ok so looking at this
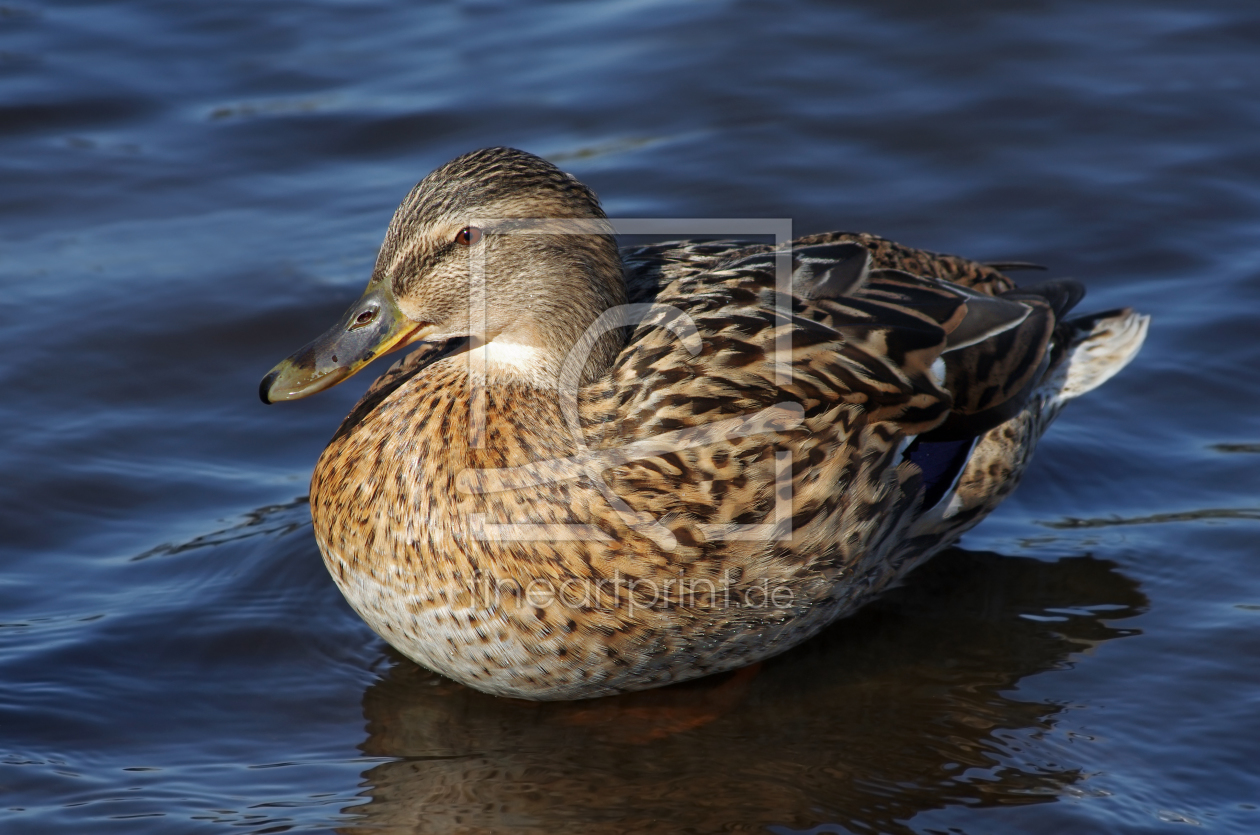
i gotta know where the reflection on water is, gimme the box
[1045,507,1260,528]
[342,548,1145,835]
[132,497,311,561]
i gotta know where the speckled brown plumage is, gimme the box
[285,147,1149,700]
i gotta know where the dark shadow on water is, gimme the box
[1044,506,1260,529]
[131,497,312,561]
[338,548,1146,835]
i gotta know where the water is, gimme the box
[3,0,1259,832]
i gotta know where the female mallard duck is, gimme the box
[262,147,1147,700]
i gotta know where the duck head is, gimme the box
[260,147,626,403]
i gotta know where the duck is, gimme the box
[261,146,1148,700]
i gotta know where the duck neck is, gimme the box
[481,233,627,390]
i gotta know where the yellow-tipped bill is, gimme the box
[260,286,424,404]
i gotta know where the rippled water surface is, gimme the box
[3,1,1259,832]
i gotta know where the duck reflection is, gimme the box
[337,548,1145,834]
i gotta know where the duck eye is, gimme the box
[455,226,483,246]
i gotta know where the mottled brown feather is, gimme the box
[299,147,1145,700]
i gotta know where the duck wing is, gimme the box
[585,239,1076,537]
[620,231,1022,304]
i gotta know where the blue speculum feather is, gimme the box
[905,437,976,508]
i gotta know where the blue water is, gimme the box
[3,0,1259,832]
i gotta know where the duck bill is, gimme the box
[260,287,426,404]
